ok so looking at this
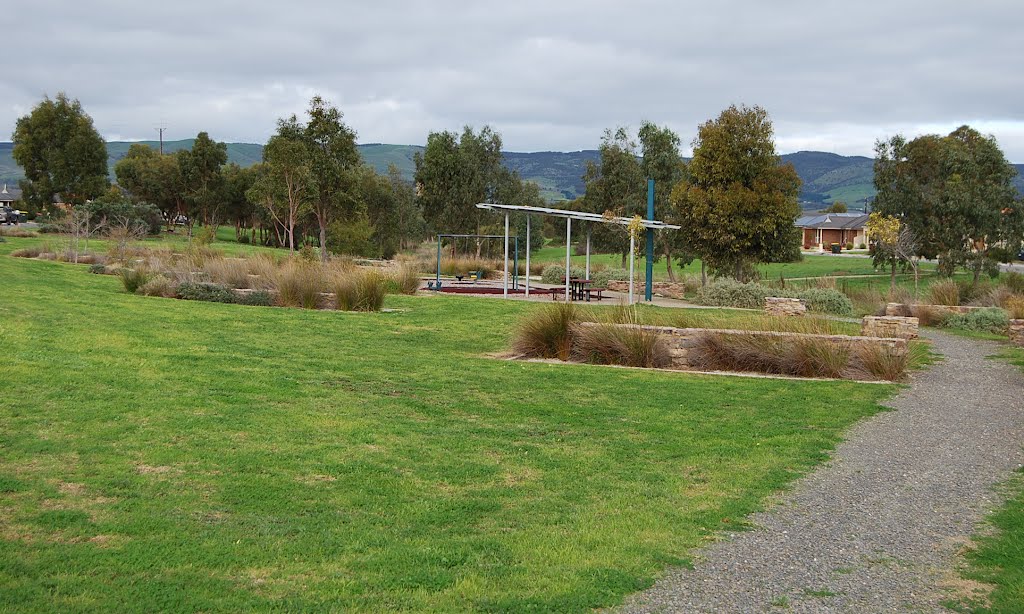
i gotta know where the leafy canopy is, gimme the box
[12,92,109,209]
[874,126,1022,278]
[670,104,801,280]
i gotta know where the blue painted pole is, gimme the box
[645,179,654,302]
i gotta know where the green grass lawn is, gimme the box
[531,245,937,281]
[0,241,899,612]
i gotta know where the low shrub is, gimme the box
[571,323,672,368]
[137,275,177,298]
[697,279,852,315]
[236,291,273,307]
[941,307,1010,334]
[797,288,854,316]
[195,226,218,246]
[541,264,586,285]
[335,269,387,312]
[88,263,108,275]
[928,280,960,306]
[36,223,61,234]
[298,243,318,262]
[512,303,579,360]
[591,268,629,288]
[11,246,44,258]
[697,279,768,309]
[177,282,237,304]
[119,268,153,293]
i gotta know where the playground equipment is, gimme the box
[475,184,679,303]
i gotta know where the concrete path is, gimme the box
[620,331,1024,613]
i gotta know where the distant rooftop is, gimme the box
[796,213,870,229]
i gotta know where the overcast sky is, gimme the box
[5,0,1023,160]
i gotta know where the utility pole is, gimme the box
[157,125,166,154]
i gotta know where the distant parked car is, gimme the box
[1,207,24,225]
[1018,248,1024,262]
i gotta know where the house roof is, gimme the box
[0,184,22,204]
[796,213,869,230]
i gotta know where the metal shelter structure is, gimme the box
[435,234,518,290]
[475,199,680,303]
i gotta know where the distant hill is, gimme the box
[1,141,1022,208]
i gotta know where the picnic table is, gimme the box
[556,277,605,302]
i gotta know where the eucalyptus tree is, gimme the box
[12,92,108,210]
[670,105,801,281]
[874,126,1021,281]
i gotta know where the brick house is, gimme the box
[796,213,870,250]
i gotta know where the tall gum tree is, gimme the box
[12,92,108,211]
[874,126,1021,281]
[670,105,801,281]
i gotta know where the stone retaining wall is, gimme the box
[1010,319,1024,347]
[606,280,688,299]
[577,322,906,370]
[765,297,806,317]
[885,303,989,317]
[861,315,919,339]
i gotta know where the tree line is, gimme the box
[11,93,1022,278]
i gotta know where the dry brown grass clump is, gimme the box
[571,323,672,368]
[274,261,324,308]
[928,280,960,306]
[335,268,387,311]
[912,304,947,327]
[437,257,499,278]
[847,286,886,316]
[852,344,910,381]
[0,228,38,238]
[138,275,178,298]
[11,246,45,258]
[203,257,252,289]
[691,333,855,380]
[512,303,579,361]
[1004,296,1024,320]
[387,265,421,295]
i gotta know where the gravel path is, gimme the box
[621,331,1024,613]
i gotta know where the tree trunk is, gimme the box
[665,250,676,282]
[288,208,295,254]
[890,258,897,292]
[317,210,328,263]
[701,261,707,287]
[621,251,627,268]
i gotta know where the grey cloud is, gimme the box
[5,0,1023,159]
